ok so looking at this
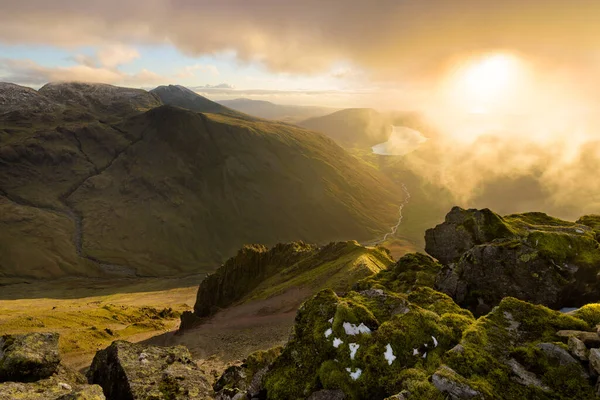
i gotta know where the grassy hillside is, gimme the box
[0,82,405,280]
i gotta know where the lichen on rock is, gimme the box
[87,340,212,399]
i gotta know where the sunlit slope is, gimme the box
[68,106,404,275]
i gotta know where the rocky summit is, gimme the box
[427,207,600,314]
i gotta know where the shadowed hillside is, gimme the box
[0,82,405,282]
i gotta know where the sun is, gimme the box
[446,53,526,114]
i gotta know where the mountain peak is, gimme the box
[151,84,250,118]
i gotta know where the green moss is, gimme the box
[354,253,442,294]
[573,303,600,328]
[527,230,600,267]
[407,287,474,319]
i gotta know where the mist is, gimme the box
[389,53,600,221]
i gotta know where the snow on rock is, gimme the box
[576,229,584,234]
[349,343,360,360]
[333,338,343,348]
[325,328,333,338]
[432,336,438,348]
[422,352,427,358]
[412,348,419,356]
[343,322,372,336]
[346,368,362,381]
[328,318,334,324]
[384,344,396,365]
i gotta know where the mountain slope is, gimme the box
[218,98,338,123]
[151,85,248,118]
[299,108,392,147]
[68,106,405,275]
[0,82,405,281]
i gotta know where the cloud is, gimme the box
[96,44,140,68]
[176,64,220,79]
[0,58,164,87]
[0,0,598,81]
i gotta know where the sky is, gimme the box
[2,1,600,217]
[1,0,598,108]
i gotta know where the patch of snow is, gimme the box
[432,336,438,348]
[384,344,396,365]
[349,343,360,360]
[343,322,372,335]
[576,229,584,233]
[346,368,362,380]
[422,352,427,358]
[59,383,72,391]
[328,317,334,324]
[535,239,539,246]
[412,348,419,356]
[333,338,343,348]
[424,343,428,348]
[325,328,332,338]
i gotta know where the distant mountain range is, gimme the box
[0,82,405,283]
[218,98,339,123]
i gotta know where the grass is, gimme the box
[0,278,198,370]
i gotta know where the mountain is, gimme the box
[0,82,405,282]
[299,108,393,148]
[150,85,248,118]
[218,98,339,123]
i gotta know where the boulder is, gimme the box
[425,207,513,264]
[568,336,588,361]
[431,366,482,399]
[214,347,281,400]
[557,330,600,347]
[307,390,347,400]
[0,333,60,383]
[589,348,600,376]
[87,340,212,400]
[505,358,549,391]
[430,208,600,312]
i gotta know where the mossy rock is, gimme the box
[263,284,473,399]
[87,340,212,399]
[214,346,282,398]
[354,253,442,294]
[444,297,596,399]
[430,207,600,313]
[0,332,60,383]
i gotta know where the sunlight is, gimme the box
[445,53,527,115]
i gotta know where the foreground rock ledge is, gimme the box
[87,340,212,400]
[0,332,60,383]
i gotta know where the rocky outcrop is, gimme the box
[425,206,514,265]
[182,241,393,329]
[429,207,600,312]
[213,347,281,399]
[0,333,60,383]
[0,333,104,399]
[187,242,317,322]
[87,340,212,400]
